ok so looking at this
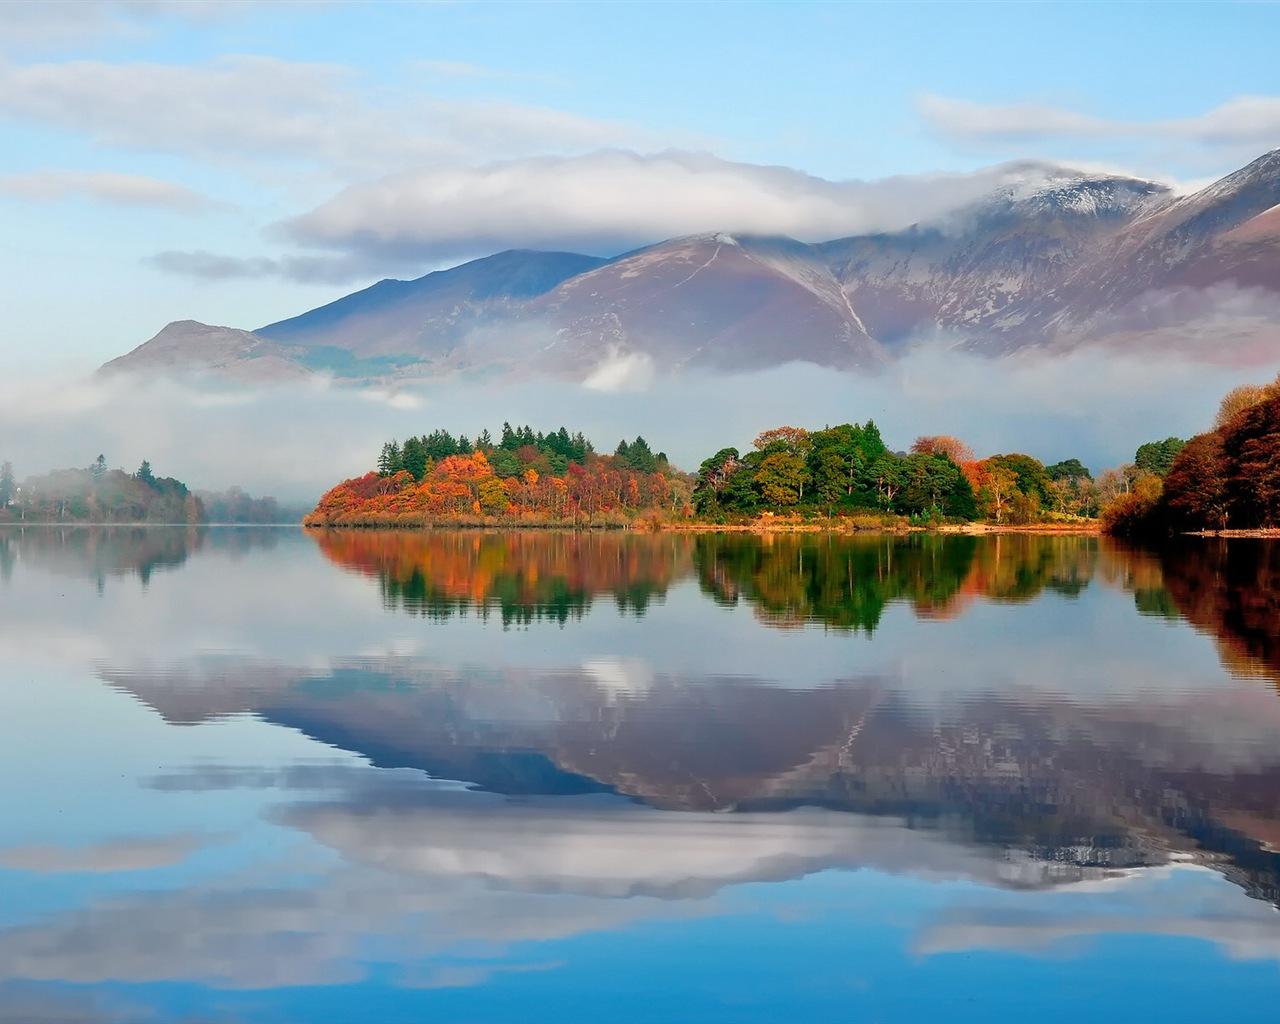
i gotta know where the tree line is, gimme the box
[0,457,301,524]
[374,424,671,482]
[308,411,1238,530]
[0,456,203,524]
[308,424,689,527]
[691,422,1114,525]
[1103,373,1280,536]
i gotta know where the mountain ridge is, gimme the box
[102,151,1280,383]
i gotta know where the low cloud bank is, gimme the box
[278,151,1109,266]
[0,346,1262,503]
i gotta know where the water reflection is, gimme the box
[309,530,1280,689]
[310,529,1112,631]
[694,533,1102,631]
[0,524,286,588]
[4,527,1280,1020]
[1158,538,1280,685]
[311,529,690,623]
[102,653,1280,908]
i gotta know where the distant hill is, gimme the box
[101,150,1280,384]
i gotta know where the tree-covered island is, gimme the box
[302,421,1123,530]
[305,369,1280,534]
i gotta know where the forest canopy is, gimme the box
[307,424,688,527]
[308,419,1102,529]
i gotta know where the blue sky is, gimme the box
[2,0,1279,369]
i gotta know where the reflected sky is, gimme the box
[1,526,1279,1022]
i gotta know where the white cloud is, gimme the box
[581,348,656,393]
[280,150,1077,263]
[414,59,566,87]
[0,1,307,51]
[0,55,681,177]
[146,249,376,285]
[919,93,1280,159]
[0,170,216,211]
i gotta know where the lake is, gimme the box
[1,526,1279,1022]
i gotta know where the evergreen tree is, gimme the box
[627,436,658,473]
[1134,437,1186,477]
[0,461,13,507]
[135,460,155,485]
[1045,458,1092,482]
[377,441,403,476]
[401,437,428,480]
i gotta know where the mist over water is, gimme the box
[0,342,1263,501]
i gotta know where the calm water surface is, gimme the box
[1,526,1279,1022]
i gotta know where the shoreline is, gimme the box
[1184,528,1280,538]
[302,518,1103,536]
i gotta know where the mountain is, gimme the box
[529,233,887,372]
[818,166,1171,352]
[98,321,311,382]
[100,151,1280,383]
[257,249,607,359]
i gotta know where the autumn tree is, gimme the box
[1215,384,1268,428]
[1222,395,1280,528]
[911,435,974,464]
[1163,433,1228,531]
[1099,473,1164,537]
[753,426,810,455]
[983,465,1020,524]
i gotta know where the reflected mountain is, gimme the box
[105,647,1280,908]
[0,524,289,588]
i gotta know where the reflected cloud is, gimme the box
[0,982,165,1024]
[0,834,219,874]
[0,856,689,991]
[915,867,1280,962]
[102,649,1280,910]
[281,790,1121,901]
